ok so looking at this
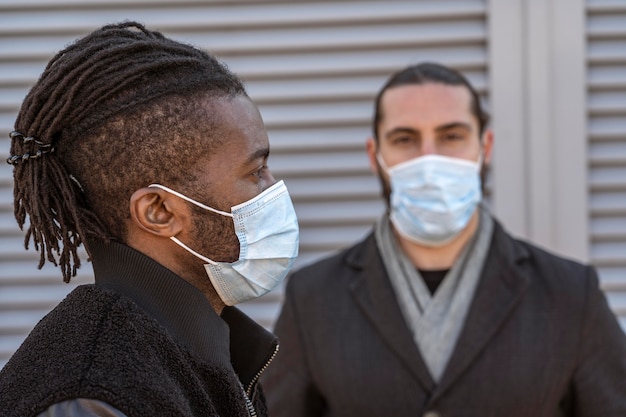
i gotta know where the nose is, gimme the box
[421,138,437,156]
[266,169,277,188]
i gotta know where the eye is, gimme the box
[443,132,465,141]
[252,164,268,178]
[391,135,415,145]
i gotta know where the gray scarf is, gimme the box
[375,206,493,382]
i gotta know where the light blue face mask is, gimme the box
[148,180,299,306]
[378,153,482,247]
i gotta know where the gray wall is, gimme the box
[0,0,624,368]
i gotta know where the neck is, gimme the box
[394,210,480,270]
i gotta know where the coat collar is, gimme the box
[346,232,436,392]
[345,217,530,395]
[433,219,530,399]
[89,239,278,392]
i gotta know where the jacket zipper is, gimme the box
[244,342,280,407]
[243,388,257,417]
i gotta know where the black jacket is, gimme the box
[0,240,278,417]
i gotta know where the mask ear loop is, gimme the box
[148,184,233,217]
[147,183,231,265]
[376,153,391,175]
[170,236,217,265]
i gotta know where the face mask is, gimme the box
[377,153,482,247]
[148,180,299,306]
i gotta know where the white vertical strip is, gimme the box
[526,0,555,249]
[488,0,528,238]
[552,0,589,261]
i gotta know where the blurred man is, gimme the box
[0,22,298,417]
[263,62,626,416]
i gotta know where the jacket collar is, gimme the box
[89,239,278,390]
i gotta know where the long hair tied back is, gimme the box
[9,21,244,282]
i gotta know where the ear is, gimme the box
[366,137,380,174]
[129,187,186,237]
[481,128,494,165]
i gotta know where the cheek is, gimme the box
[192,213,240,263]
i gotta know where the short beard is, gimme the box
[190,206,240,263]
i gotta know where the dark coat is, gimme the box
[0,285,271,417]
[0,239,277,417]
[263,220,626,417]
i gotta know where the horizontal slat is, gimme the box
[295,199,384,226]
[300,224,372,248]
[589,140,626,166]
[226,46,487,80]
[0,116,16,134]
[588,116,626,139]
[587,40,626,64]
[0,259,93,283]
[249,72,487,103]
[0,0,306,9]
[606,292,626,314]
[587,0,626,14]
[0,46,487,87]
[260,100,369,128]
[590,217,626,241]
[0,212,20,234]
[587,14,626,38]
[587,64,626,90]
[0,73,487,107]
[590,191,626,215]
[0,2,486,35]
[270,148,370,176]
[0,310,49,335]
[588,90,626,116]
[0,20,486,60]
[589,166,626,190]
[267,126,371,152]
[0,334,29,366]
[591,241,626,266]
[285,175,379,200]
[0,285,80,310]
[597,266,626,291]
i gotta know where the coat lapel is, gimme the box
[347,233,436,393]
[433,221,530,400]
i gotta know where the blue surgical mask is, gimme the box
[377,153,482,247]
[148,180,299,306]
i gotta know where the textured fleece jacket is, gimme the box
[0,240,278,417]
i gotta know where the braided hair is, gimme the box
[9,21,246,282]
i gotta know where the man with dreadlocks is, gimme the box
[0,21,299,417]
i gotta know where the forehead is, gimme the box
[197,95,269,170]
[379,83,475,129]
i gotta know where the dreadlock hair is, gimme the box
[9,21,247,283]
[372,62,490,141]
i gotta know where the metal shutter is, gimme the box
[0,0,488,368]
[587,0,626,330]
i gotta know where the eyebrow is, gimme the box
[434,122,473,132]
[244,147,270,166]
[383,121,474,141]
[384,127,418,140]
